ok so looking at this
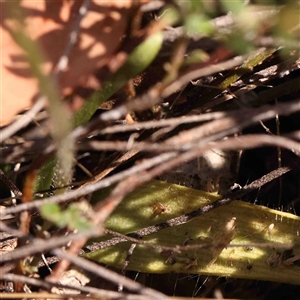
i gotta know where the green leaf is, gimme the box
[184,49,210,65]
[33,158,56,194]
[85,180,300,285]
[72,31,163,127]
[220,0,244,15]
[40,203,66,227]
[184,14,214,35]
[40,203,61,217]
[41,203,93,231]
[66,204,93,232]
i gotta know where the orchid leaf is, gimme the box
[86,180,300,285]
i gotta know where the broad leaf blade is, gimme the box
[86,180,300,285]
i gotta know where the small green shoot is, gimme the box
[41,203,93,232]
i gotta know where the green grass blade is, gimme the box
[72,32,163,127]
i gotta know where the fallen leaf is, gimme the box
[0,0,137,126]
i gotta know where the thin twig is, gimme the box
[54,0,91,76]
[118,243,137,292]
[51,249,166,300]
[79,134,300,154]
[97,111,224,134]
[71,54,246,139]
[0,96,47,142]
[0,225,164,299]
[86,166,291,250]
[0,273,123,298]
[104,229,298,253]
[0,228,101,266]
[45,177,154,282]
[2,132,299,219]
[0,169,23,198]
[39,228,300,269]
[1,152,176,217]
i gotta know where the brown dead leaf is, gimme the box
[0,0,139,126]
